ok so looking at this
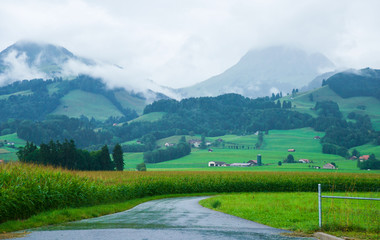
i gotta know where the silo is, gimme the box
[257,154,262,166]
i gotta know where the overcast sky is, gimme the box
[1,0,380,88]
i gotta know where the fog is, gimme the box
[1,0,380,90]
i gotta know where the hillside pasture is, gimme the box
[287,86,380,130]
[0,133,26,161]
[52,90,124,121]
[128,112,166,124]
[0,90,33,100]
[114,89,147,115]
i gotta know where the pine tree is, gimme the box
[99,145,114,170]
[113,143,124,171]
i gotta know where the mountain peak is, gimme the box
[0,40,94,78]
[179,46,335,98]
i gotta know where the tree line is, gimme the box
[17,140,124,171]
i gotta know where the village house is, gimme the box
[323,163,336,169]
[359,155,370,161]
[313,136,321,139]
[164,142,174,147]
[208,149,213,152]
[247,160,258,166]
[288,149,296,152]
[208,161,226,167]
[189,139,212,148]
[298,159,310,163]
[350,156,358,160]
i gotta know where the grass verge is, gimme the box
[199,192,379,240]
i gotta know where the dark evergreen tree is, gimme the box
[99,145,114,170]
[113,143,124,171]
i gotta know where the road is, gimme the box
[15,197,315,240]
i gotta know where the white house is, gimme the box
[208,161,226,167]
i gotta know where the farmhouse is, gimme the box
[230,162,253,167]
[288,149,295,152]
[298,159,310,163]
[359,155,370,161]
[164,142,174,147]
[189,139,211,148]
[208,161,226,167]
[247,160,258,166]
[323,163,336,169]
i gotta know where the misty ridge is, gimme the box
[0,40,356,101]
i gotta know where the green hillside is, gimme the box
[0,90,33,100]
[128,112,166,124]
[114,89,147,115]
[0,133,26,161]
[285,86,380,130]
[52,90,124,121]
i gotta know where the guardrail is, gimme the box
[318,184,380,228]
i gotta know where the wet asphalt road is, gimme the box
[15,197,315,240]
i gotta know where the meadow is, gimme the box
[52,89,124,121]
[0,133,26,161]
[200,192,380,239]
[124,128,380,173]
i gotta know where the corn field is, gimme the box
[1,163,379,223]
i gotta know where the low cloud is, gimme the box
[62,59,181,99]
[0,50,47,86]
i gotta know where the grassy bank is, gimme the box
[200,193,380,239]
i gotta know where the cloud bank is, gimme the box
[0,0,380,89]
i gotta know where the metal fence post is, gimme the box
[318,183,322,228]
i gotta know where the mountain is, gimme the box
[0,41,172,117]
[300,71,338,91]
[0,40,94,77]
[178,46,335,98]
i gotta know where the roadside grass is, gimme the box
[0,193,213,234]
[51,90,124,121]
[200,192,380,240]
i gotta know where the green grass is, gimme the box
[138,128,373,173]
[52,90,124,121]
[114,89,147,115]
[351,143,380,159]
[200,192,380,239]
[0,90,33,100]
[123,152,144,170]
[0,133,26,161]
[127,112,166,124]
